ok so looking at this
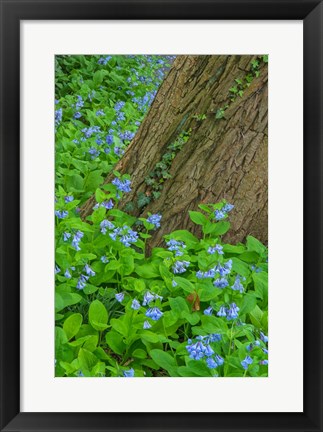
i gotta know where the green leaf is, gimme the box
[110,318,128,337]
[239,251,259,263]
[150,349,178,376]
[246,235,267,255]
[135,263,160,279]
[200,315,228,334]
[95,188,106,203]
[89,300,108,331]
[119,254,134,276]
[132,349,147,359]
[252,272,268,301]
[239,293,258,315]
[78,348,98,371]
[55,292,82,312]
[189,211,208,226]
[231,257,250,278]
[186,359,212,377]
[211,221,230,236]
[222,244,246,254]
[169,297,189,317]
[63,313,83,340]
[105,331,126,355]
[174,277,194,293]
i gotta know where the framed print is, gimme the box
[0,0,322,431]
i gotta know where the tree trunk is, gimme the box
[81,55,268,247]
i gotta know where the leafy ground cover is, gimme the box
[55,55,268,378]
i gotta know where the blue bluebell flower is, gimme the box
[88,147,100,159]
[55,265,61,274]
[96,109,105,116]
[262,348,268,354]
[55,210,68,219]
[98,56,112,65]
[123,368,134,377]
[215,354,224,365]
[112,178,131,193]
[82,126,101,139]
[63,232,71,241]
[147,214,162,229]
[106,135,114,145]
[260,332,268,343]
[64,195,74,203]
[100,219,115,234]
[64,269,71,279]
[213,278,229,289]
[145,307,163,321]
[166,239,186,256]
[186,339,214,360]
[101,256,109,263]
[226,303,240,320]
[55,108,63,126]
[75,95,84,109]
[76,274,89,290]
[100,200,114,210]
[143,320,152,329]
[131,299,140,310]
[208,244,224,255]
[231,276,244,293]
[222,203,234,213]
[241,355,253,370]
[204,306,213,316]
[73,112,82,119]
[206,357,218,369]
[172,260,190,274]
[142,291,155,306]
[119,131,135,142]
[259,360,268,365]
[214,209,226,220]
[71,230,84,251]
[115,293,125,303]
[84,264,95,277]
[217,306,227,317]
[208,334,222,343]
[114,101,125,112]
[172,280,177,287]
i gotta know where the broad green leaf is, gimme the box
[135,263,160,279]
[252,272,268,301]
[174,277,194,293]
[239,293,258,315]
[78,348,98,371]
[63,313,83,340]
[246,236,267,255]
[89,300,108,331]
[169,296,189,317]
[189,211,208,226]
[105,331,126,355]
[150,349,178,376]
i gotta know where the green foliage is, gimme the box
[55,55,268,378]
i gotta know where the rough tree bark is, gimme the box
[81,55,268,247]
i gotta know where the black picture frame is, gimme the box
[0,1,322,431]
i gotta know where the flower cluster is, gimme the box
[217,303,240,320]
[214,202,234,221]
[207,244,224,255]
[172,260,190,274]
[196,259,232,280]
[166,239,186,256]
[186,335,223,370]
[112,177,131,193]
[109,225,139,247]
[71,230,84,251]
[146,213,162,229]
